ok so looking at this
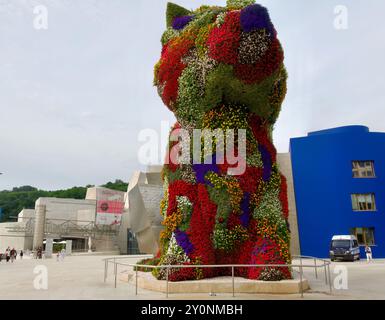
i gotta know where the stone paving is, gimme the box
[0,255,384,300]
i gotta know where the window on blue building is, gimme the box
[351,194,376,211]
[352,161,375,178]
[350,227,375,246]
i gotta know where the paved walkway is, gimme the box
[0,255,384,300]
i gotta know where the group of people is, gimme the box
[0,247,23,263]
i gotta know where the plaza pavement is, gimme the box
[0,254,384,300]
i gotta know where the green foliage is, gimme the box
[12,186,37,192]
[0,186,87,222]
[213,225,249,251]
[207,187,232,226]
[259,268,286,281]
[134,258,160,272]
[176,196,193,232]
[0,179,128,222]
[176,63,206,126]
[101,179,128,192]
[166,2,191,28]
[203,63,282,121]
[226,0,255,9]
[161,27,180,45]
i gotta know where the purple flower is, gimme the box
[172,15,194,30]
[258,144,272,182]
[240,4,275,37]
[175,229,194,255]
[240,192,251,228]
[193,154,220,185]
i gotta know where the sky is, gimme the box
[0,0,384,191]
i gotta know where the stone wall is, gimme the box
[277,153,301,256]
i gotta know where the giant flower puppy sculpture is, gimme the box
[153,0,291,282]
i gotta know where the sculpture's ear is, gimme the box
[166,2,192,28]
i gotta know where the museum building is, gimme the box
[290,126,385,258]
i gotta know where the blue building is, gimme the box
[290,126,385,258]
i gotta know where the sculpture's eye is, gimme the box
[172,15,195,30]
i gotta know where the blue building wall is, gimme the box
[290,126,385,258]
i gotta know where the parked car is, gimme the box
[330,235,360,262]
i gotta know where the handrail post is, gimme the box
[114,262,118,288]
[135,268,138,296]
[328,263,332,294]
[314,258,318,279]
[299,256,304,298]
[232,266,235,298]
[166,267,169,299]
[104,259,108,283]
[324,260,328,284]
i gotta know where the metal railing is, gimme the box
[103,255,333,298]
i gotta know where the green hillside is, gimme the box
[0,180,128,222]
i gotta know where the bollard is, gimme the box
[328,263,333,294]
[104,260,108,283]
[299,256,304,298]
[136,268,138,295]
[166,267,169,299]
[324,261,328,285]
[232,266,235,297]
[114,262,117,288]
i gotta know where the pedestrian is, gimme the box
[5,249,10,263]
[10,248,15,263]
[60,249,65,261]
[20,250,23,260]
[365,245,373,263]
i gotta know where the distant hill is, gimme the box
[0,179,128,222]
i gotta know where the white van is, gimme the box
[330,235,360,262]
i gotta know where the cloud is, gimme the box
[0,0,384,190]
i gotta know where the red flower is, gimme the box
[207,11,241,64]
[227,213,241,229]
[157,38,195,110]
[237,167,263,193]
[167,180,197,216]
[187,184,217,277]
[248,238,291,280]
[234,38,283,85]
[279,174,289,220]
[249,115,277,163]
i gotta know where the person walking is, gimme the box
[20,250,23,260]
[60,249,65,261]
[5,248,10,263]
[365,245,373,263]
[10,248,15,263]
